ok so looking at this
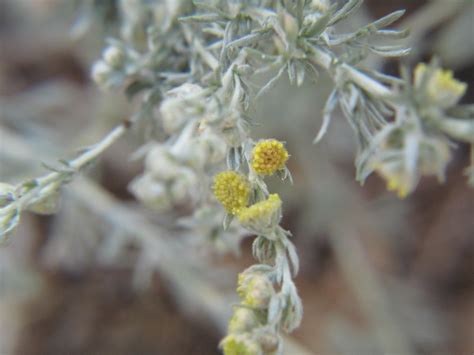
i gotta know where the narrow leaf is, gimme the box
[376,28,410,39]
[223,213,234,231]
[328,0,363,26]
[368,45,411,57]
[370,10,406,30]
[314,89,339,143]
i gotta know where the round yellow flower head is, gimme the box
[238,194,282,233]
[213,171,250,214]
[251,139,289,176]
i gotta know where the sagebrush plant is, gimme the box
[1,0,473,353]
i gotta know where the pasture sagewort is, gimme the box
[1,1,473,354]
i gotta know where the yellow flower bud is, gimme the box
[221,335,261,355]
[237,272,274,309]
[414,63,467,108]
[237,194,282,233]
[228,307,260,334]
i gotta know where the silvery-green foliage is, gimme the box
[0,183,20,243]
[0,124,127,242]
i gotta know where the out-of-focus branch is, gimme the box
[0,122,128,240]
[331,224,413,355]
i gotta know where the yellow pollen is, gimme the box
[251,139,289,176]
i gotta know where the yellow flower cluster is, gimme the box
[213,171,250,214]
[237,194,281,225]
[414,63,467,107]
[213,171,283,228]
[251,139,289,176]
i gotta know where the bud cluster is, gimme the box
[366,62,470,198]
[130,121,227,211]
[129,144,199,211]
[414,63,467,109]
[221,271,281,355]
[212,138,301,355]
[213,138,288,234]
[92,42,139,90]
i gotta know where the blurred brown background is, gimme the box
[0,1,473,354]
